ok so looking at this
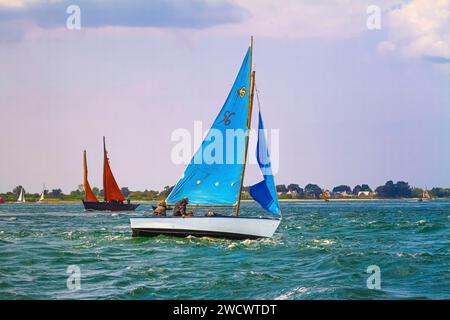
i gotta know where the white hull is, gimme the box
[130,216,281,240]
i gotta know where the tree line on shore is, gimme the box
[0,185,175,202]
[1,181,450,201]
[271,181,450,199]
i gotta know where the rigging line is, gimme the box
[255,84,262,112]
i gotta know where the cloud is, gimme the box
[209,0,403,40]
[0,0,248,29]
[378,40,396,55]
[422,55,450,64]
[0,19,28,42]
[1,0,407,41]
[379,0,450,62]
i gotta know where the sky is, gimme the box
[0,0,449,193]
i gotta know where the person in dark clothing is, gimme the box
[153,201,167,216]
[173,197,188,217]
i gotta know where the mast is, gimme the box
[235,36,255,216]
[83,150,89,201]
[101,136,126,203]
[103,136,108,202]
[83,150,87,186]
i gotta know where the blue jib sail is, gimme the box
[249,111,281,216]
[167,48,251,205]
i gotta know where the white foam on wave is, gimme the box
[104,235,128,241]
[113,225,129,229]
[146,267,165,274]
[397,252,420,258]
[226,237,281,250]
[227,242,238,249]
[313,239,335,246]
[275,286,308,300]
[242,239,255,246]
[65,231,73,238]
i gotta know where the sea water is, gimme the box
[0,200,448,299]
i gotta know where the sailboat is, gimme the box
[82,137,139,211]
[37,184,46,203]
[130,37,281,239]
[418,188,432,202]
[320,190,330,202]
[16,187,26,203]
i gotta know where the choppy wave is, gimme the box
[0,200,449,299]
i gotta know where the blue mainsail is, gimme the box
[249,111,281,216]
[167,48,251,205]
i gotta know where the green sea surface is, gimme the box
[0,201,449,299]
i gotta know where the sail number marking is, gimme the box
[218,111,236,126]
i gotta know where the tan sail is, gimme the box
[320,191,330,201]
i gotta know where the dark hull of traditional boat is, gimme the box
[83,201,139,212]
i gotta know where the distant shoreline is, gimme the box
[1,198,447,204]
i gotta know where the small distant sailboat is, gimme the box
[16,187,26,203]
[37,184,47,203]
[82,137,139,211]
[418,188,432,202]
[131,37,281,240]
[321,190,330,202]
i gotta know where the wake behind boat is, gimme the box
[130,37,281,240]
[82,138,139,212]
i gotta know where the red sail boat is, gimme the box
[82,137,139,211]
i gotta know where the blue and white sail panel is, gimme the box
[167,48,251,205]
[249,111,281,216]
